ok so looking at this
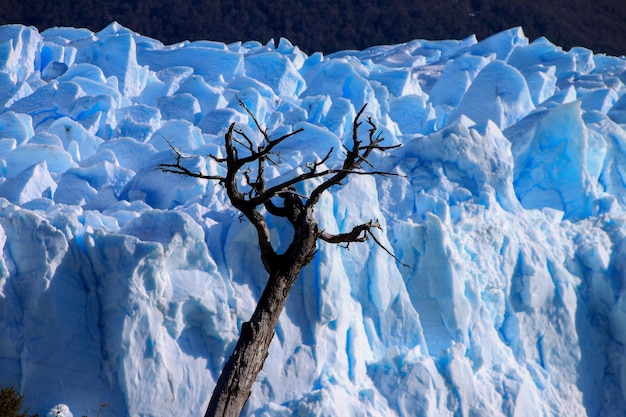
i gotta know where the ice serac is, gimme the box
[0,160,56,203]
[157,93,201,123]
[0,111,34,145]
[468,27,528,61]
[0,25,43,83]
[450,60,534,129]
[609,93,626,124]
[507,101,594,219]
[429,53,494,108]
[244,50,306,97]
[1,23,626,417]
[75,23,148,98]
[388,94,435,135]
[137,41,244,85]
[302,58,378,114]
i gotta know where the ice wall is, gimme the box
[1,22,626,417]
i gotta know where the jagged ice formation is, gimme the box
[0,22,626,417]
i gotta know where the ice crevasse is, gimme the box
[0,22,626,417]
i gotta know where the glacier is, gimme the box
[0,21,626,417]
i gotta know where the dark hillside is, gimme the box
[1,0,625,56]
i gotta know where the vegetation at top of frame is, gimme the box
[0,385,38,417]
[1,0,625,56]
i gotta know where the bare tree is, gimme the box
[159,101,401,417]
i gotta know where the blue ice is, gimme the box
[0,22,625,417]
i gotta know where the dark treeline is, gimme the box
[1,0,625,56]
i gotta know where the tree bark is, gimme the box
[204,214,318,417]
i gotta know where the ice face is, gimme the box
[1,22,626,417]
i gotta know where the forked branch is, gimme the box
[160,100,409,417]
[158,101,406,268]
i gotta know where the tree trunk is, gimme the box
[205,246,313,416]
[203,306,276,417]
[158,103,392,417]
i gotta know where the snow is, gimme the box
[0,21,626,416]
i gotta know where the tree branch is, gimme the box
[365,228,412,269]
[319,219,411,268]
[305,104,399,208]
[318,220,379,244]
[157,140,225,181]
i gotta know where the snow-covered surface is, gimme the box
[1,22,626,416]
